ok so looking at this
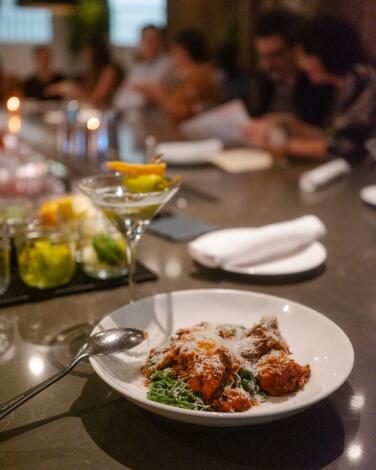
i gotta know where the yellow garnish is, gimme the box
[39,195,93,226]
[106,161,166,177]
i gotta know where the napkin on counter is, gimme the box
[209,148,273,173]
[188,215,326,268]
[299,158,351,193]
[156,139,223,164]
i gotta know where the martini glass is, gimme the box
[78,172,180,302]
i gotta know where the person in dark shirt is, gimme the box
[247,8,334,126]
[244,14,375,163]
[23,45,65,100]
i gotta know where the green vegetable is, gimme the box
[237,368,263,396]
[92,233,125,266]
[148,368,207,411]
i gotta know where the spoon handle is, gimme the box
[0,360,78,420]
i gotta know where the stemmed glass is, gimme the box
[78,172,180,302]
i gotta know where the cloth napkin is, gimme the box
[156,139,223,164]
[299,159,351,193]
[188,215,326,268]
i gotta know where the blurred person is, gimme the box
[247,8,333,126]
[136,29,221,124]
[115,24,174,110]
[216,42,249,102]
[23,46,65,100]
[47,38,123,108]
[245,14,375,163]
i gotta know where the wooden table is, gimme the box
[0,113,375,469]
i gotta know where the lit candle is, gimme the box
[86,116,101,162]
[6,96,21,137]
[6,96,20,112]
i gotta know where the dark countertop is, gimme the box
[0,113,375,469]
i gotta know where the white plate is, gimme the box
[360,185,376,207]
[188,228,327,277]
[156,139,223,166]
[209,148,273,173]
[90,289,354,427]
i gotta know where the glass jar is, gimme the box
[0,227,11,295]
[15,224,76,289]
[79,215,127,280]
[0,199,34,237]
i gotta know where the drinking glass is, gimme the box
[78,172,180,301]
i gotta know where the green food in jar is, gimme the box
[92,233,125,266]
[18,238,75,289]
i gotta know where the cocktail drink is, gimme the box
[78,162,180,301]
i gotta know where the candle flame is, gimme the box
[7,96,20,112]
[87,117,100,131]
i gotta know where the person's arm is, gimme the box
[135,82,194,123]
[286,136,327,159]
[89,66,118,108]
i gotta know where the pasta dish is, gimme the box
[141,316,310,412]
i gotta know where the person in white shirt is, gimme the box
[115,24,175,111]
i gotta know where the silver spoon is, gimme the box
[0,328,146,420]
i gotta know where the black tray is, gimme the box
[0,262,157,309]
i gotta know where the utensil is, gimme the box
[0,327,146,419]
[90,289,354,426]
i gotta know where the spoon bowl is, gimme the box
[82,328,147,358]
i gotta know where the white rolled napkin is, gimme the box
[299,158,351,193]
[188,215,326,268]
[156,139,223,164]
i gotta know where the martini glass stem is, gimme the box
[125,236,138,303]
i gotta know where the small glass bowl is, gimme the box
[15,223,76,289]
[79,215,128,280]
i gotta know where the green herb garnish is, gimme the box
[148,368,207,411]
[237,368,263,397]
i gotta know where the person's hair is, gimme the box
[174,29,210,63]
[81,37,112,71]
[301,14,364,76]
[141,24,162,36]
[254,8,304,45]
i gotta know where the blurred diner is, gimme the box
[114,24,175,111]
[133,29,222,123]
[46,38,123,108]
[23,46,66,101]
[244,14,376,163]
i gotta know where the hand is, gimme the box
[242,118,273,147]
[45,80,79,98]
[132,83,165,101]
